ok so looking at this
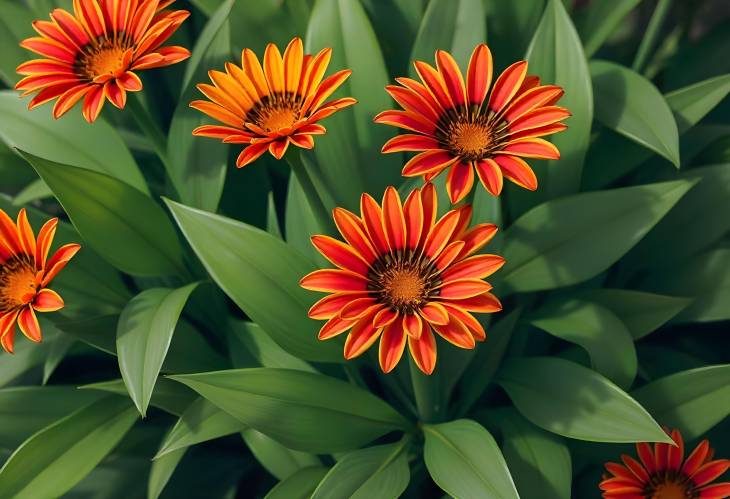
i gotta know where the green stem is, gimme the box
[632,0,673,73]
[285,151,335,235]
[409,356,444,423]
[128,93,170,169]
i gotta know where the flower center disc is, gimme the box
[650,480,690,499]
[77,42,128,80]
[259,106,298,132]
[377,266,429,313]
[0,258,37,312]
[447,121,493,162]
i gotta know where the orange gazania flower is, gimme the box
[0,209,80,353]
[300,184,504,375]
[375,44,570,203]
[191,37,356,168]
[600,429,730,499]
[16,0,191,123]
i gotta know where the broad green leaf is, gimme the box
[167,0,232,212]
[0,91,148,194]
[156,398,244,459]
[490,409,572,499]
[632,365,730,439]
[359,0,423,74]
[285,175,327,265]
[410,0,486,68]
[456,309,521,416]
[0,335,49,387]
[0,386,101,449]
[525,0,592,198]
[590,60,679,166]
[0,0,33,85]
[148,447,186,499]
[12,178,52,205]
[306,0,399,204]
[117,284,199,416]
[627,164,730,269]
[81,378,196,418]
[641,248,730,323]
[532,300,637,389]
[312,440,410,499]
[585,75,730,189]
[42,327,75,384]
[166,199,341,362]
[242,428,322,481]
[424,419,519,499]
[21,152,185,276]
[576,0,643,57]
[500,180,695,292]
[496,357,671,443]
[0,396,138,499]
[267,192,283,238]
[228,321,316,373]
[264,467,329,499]
[169,368,411,453]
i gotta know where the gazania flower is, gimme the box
[0,209,80,353]
[300,184,504,374]
[600,429,730,498]
[16,0,191,123]
[191,37,356,168]
[375,44,570,203]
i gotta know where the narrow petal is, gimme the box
[445,161,474,203]
[17,307,41,342]
[318,315,355,340]
[373,307,399,329]
[402,313,423,339]
[311,235,370,275]
[432,241,465,271]
[268,138,289,160]
[344,312,382,360]
[402,150,457,177]
[82,85,106,123]
[504,85,564,122]
[32,288,65,312]
[42,243,80,287]
[283,37,303,94]
[466,44,492,106]
[494,155,538,191]
[621,455,650,482]
[379,320,407,373]
[16,209,36,257]
[360,194,390,255]
[300,269,369,292]
[382,134,440,154]
[435,49,466,107]
[341,298,380,320]
[423,210,460,258]
[419,183,438,249]
[441,304,485,341]
[403,189,424,250]
[235,142,269,168]
[667,429,684,471]
[443,292,501,313]
[385,85,441,123]
[35,218,58,270]
[684,440,711,476]
[488,60,528,113]
[433,316,475,349]
[374,110,436,135]
[508,106,571,133]
[308,292,366,320]
[699,484,730,498]
[437,279,493,300]
[441,254,506,282]
[333,208,379,263]
[419,302,449,326]
[382,187,406,251]
[414,60,453,110]
[636,442,656,474]
[456,223,499,260]
[474,158,504,196]
[502,138,560,160]
[0,311,19,354]
[408,327,437,375]
[692,460,730,487]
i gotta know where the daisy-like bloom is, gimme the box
[600,429,730,499]
[16,0,191,123]
[375,44,570,203]
[191,37,356,168]
[0,209,80,353]
[300,184,504,374]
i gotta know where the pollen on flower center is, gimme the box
[0,257,37,312]
[369,256,441,314]
[248,94,301,132]
[649,480,691,499]
[385,270,425,304]
[439,114,503,162]
[259,106,298,131]
[76,41,129,80]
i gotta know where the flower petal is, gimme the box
[300,269,369,293]
[379,320,407,373]
[360,193,390,255]
[446,161,474,203]
[318,315,355,340]
[0,311,20,354]
[447,292,501,313]
[382,186,406,251]
[311,235,370,275]
[437,279,493,300]
[402,313,423,339]
[502,138,560,160]
[32,288,65,312]
[235,141,270,168]
[441,254,506,282]
[42,243,80,287]
[408,327,437,375]
[382,134,440,154]
[341,298,380,320]
[466,44,492,106]
[419,302,449,326]
[488,60,527,114]
[344,312,382,360]
[308,292,366,320]
[402,150,458,177]
[494,155,538,191]
[433,316,475,349]
[17,306,41,342]
[436,49,466,107]
[333,208,378,263]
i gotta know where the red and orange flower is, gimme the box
[300,184,504,374]
[0,209,80,353]
[16,0,191,123]
[375,44,570,203]
[191,37,356,168]
[600,429,730,498]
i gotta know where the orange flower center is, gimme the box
[0,257,37,313]
[649,481,691,499]
[369,256,441,314]
[248,94,301,132]
[438,110,508,162]
[76,40,130,80]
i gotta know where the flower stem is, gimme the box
[285,151,336,235]
[128,93,171,169]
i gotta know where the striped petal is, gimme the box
[360,194,390,255]
[0,311,19,354]
[466,44,492,106]
[382,134,440,153]
[436,49,466,107]
[318,315,355,340]
[488,60,527,113]
[502,138,560,160]
[344,311,382,360]
[333,208,379,263]
[445,161,474,203]
[308,292,366,320]
[311,235,370,275]
[379,320,407,373]
[447,292,501,313]
[300,269,369,293]
[433,316,475,349]
[419,302,449,326]
[402,150,457,177]
[408,327,437,375]
[437,279,493,300]
[441,254,505,282]
[32,288,65,312]
[17,306,42,342]
[42,243,80,287]
[402,313,423,339]
[494,155,538,191]
[382,187,406,251]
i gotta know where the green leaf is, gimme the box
[167,0,232,212]
[500,180,695,292]
[0,386,101,449]
[267,192,283,238]
[0,396,138,499]
[632,365,730,439]
[242,428,322,481]
[590,60,679,166]
[12,178,52,206]
[228,321,317,373]
[20,151,185,277]
[165,199,341,363]
[148,447,186,499]
[489,409,571,499]
[312,440,410,499]
[0,1,33,85]
[285,176,328,266]
[264,467,329,499]
[532,300,637,389]
[665,74,730,133]
[80,378,196,418]
[0,91,148,194]
[117,284,199,416]
[496,357,671,443]
[579,289,691,339]
[484,0,544,68]
[423,419,519,499]
[0,336,48,387]
[576,0,644,57]
[410,0,486,68]
[525,0,592,198]
[306,0,399,204]
[42,328,75,384]
[169,368,411,453]
[641,248,730,323]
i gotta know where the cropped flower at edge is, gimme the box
[0,209,80,354]
[300,184,504,375]
[16,0,191,123]
[191,37,357,168]
[375,44,570,203]
[600,429,730,499]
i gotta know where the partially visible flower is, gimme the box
[0,209,80,353]
[375,44,570,203]
[16,0,191,123]
[600,429,730,498]
[300,184,504,375]
[191,37,356,168]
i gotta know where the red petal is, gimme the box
[360,194,390,255]
[494,155,538,191]
[17,307,41,342]
[488,61,527,113]
[456,223,498,260]
[436,49,466,107]
[423,210,460,258]
[0,311,20,354]
[235,141,269,168]
[408,327,437,375]
[379,320,407,373]
[308,292,366,320]
[692,460,730,487]
[318,315,355,340]
[373,110,436,135]
[344,311,382,359]
[32,288,65,312]
[433,316,475,349]
[403,189,424,250]
[437,279,493,300]
[42,243,80,287]
[300,269,369,292]
[341,298,380,320]
[698,483,730,498]
[333,208,378,263]
[311,235,370,275]
[508,106,571,133]
[466,44,492,106]
[683,440,711,476]
[441,304,485,341]
[382,134,440,153]
[385,85,441,123]
[446,292,501,313]
[504,85,564,122]
[502,138,560,160]
[382,187,406,251]
[474,158,504,196]
[402,150,458,177]
[446,162,474,203]
[373,307,399,328]
[441,254,505,282]
[414,60,453,110]
[419,302,449,326]
[402,313,423,339]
